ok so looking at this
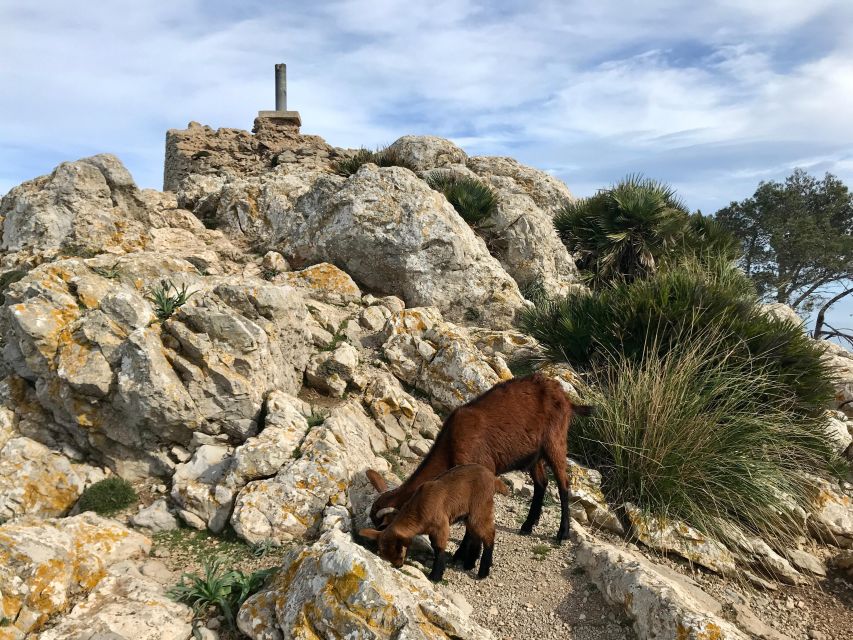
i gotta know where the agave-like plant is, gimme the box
[331,146,418,177]
[555,175,689,286]
[147,280,196,321]
[426,172,498,227]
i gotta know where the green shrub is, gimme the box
[426,172,498,226]
[147,280,196,321]
[520,257,833,416]
[168,557,276,629]
[574,338,838,549]
[77,477,137,516]
[331,146,418,176]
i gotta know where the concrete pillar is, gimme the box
[275,63,287,111]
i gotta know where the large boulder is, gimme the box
[237,529,492,640]
[807,476,853,548]
[1,254,312,478]
[0,512,151,638]
[824,341,853,417]
[466,155,580,297]
[386,135,468,172]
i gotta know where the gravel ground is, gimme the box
[410,493,636,640]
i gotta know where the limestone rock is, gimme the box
[826,415,853,455]
[0,437,87,520]
[823,341,853,417]
[807,476,853,548]
[381,307,512,411]
[0,512,150,637]
[761,303,804,327]
[1,256,311,477]
[280,262,362,304]
[387,135,468,172]
[271,164,524,328]
[230,401,386,544]
[465,155,579,297]
[625,503,739,576]
[568,458,623,534]
[237,529,492,640]
[572,522,750,639]
[171,444,234,532]
[305,342,360,397]
[361,371,441,445]
[39,560,193,640]
[130,498,179,532]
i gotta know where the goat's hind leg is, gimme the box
[544,440,571,543]
[477,523,496,579]
[520,459,548,535]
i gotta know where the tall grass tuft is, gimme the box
[574,337,838,549]
[332,146,418,176]
[520,257,834,416]
[77,477,138,516]
[426,172,498,227]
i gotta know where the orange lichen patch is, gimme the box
[283,263,361,298]
[26,557,70,617]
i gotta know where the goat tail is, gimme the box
[494,477,510,496]
[573,404,595,418]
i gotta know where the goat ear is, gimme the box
[359,528,381,541]
[366,469,388,493]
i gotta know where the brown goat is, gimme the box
[367,373,592,542]
[360,464,508,581]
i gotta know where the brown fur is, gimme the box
[360,464,506,580]
[367,374,592,541]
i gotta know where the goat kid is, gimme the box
[368,374,592,542]
[360,464,508,581]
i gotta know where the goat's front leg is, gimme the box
[428,525,450,582]
[520,459,548,535]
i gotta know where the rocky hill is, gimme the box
[0,123,851,640]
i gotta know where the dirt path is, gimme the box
[413,493,636,640]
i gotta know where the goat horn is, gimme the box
[375,507,398,520]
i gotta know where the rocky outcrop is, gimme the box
[381,307,513,411]
[572,523,751,640]
[39,560,192,640]
[230,400,387,544]
[237,529,492,640]
[164,121,340,192]
[824,341,853,417]
[0,512,151,638]
[466,155,580,297]
[387,135,468,172]
[1,254,312,478]
[807,476,853,548]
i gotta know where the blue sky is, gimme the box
[2,0,853,330]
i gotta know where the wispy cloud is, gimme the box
[2,0,852,217]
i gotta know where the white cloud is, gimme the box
[1,0,852,214]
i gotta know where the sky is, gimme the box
[2,0,853,329]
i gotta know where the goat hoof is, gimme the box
[463,559,477,571]
[476,570,490,580]
[519,525,534,536]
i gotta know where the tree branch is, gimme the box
[812,285,853,338]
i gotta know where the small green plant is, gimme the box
[250,538,277,558]
[306,410,328,427]
[426,172,498,227]
[532,543,551,560]
[77,477,138,516]
[321,321,349,352]
[331,146,418,177]
[92,265,121,280]
[168,557,275,629]
[0,616,10,627]
[261,268,281,281]
[147,280,197,321]
[0,269,26,304]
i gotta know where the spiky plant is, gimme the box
[168,557,276,629]
[426,172,498,227]
[147,280,197,321]
[331,146,418,176]
[555,175,690,286]
[575,336,839,554]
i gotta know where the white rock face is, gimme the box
[39,560,193,640]
[0,512,151,638]
[381,307,513,411]
[171,444,234,532]
[466,155,579,298]
[572,523,750,639]
[130,498,179,532]
[387,134,468,171]
[568,459,624,534]
[807,476,853,548]
[237,529,492,640]
[1,255,312,478]
[824,341,853,417]
[230,400,386,544]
